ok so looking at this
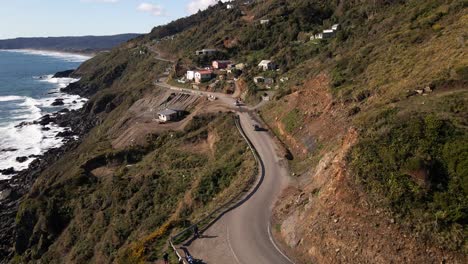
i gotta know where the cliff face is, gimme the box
[3,0,467,263]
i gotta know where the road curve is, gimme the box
[155,77,293,263]
[187,111,293,264]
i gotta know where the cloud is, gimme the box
[186,0,231,14]
[80,0,119,3]
[137,2,164,16]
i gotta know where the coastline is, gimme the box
[0,49,95,61]
[0,67,95,259]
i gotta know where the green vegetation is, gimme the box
[10,0,468,262]
[349,111,467,250]
[14,113,254,263]
[282,108,303,133]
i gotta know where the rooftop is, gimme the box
[197,70,213,74]
[158,109,178,116]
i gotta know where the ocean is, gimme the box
[0,50,91,179]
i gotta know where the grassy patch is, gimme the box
[282,108,304,133]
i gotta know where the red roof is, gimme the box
[197,70,212,75]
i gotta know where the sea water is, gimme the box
[0,50,91,179]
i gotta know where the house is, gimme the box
[195,49,217,56]
[227,4,235,9]
[195,70,213,83]
[158,109,179,122]
[212,60,232,69]
[254,76,265,83]
[235,63,246,70]
[311,33,323,40]
[260,19,270,25]
[322,29,335,38]
[254,76,274,84]
[186,70,196,81]
[258,60,276,71]
[332,24,340,31]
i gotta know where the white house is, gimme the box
[186,70,196,81]
[227,4,235,9]
[158,109,178,122]
[332,24,340,31]
[258,60,276,71]
[322,29,335,38]
[260,19,270,25]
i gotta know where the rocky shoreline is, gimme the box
[0,71,95,261]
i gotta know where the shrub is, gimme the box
[349,113,467,250]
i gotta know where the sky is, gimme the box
[0,0,228,39]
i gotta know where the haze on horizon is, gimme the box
[0,0,231,40]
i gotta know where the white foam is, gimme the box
[1,49,92,62]
[0,76,88,179]
[0,95,27,102]
[0,122,67,180]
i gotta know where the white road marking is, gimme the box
[227,226,242,264]
[268,222,296,264]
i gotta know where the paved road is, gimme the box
[156,71,293,264]
[187,112,293,264]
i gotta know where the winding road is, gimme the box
[186,112,293,264]
[155,81,294,264]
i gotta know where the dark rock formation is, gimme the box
[0,168,16,175]
[15,157,28,163]
[51,99,65,106]
[1,148,18,153]
[52,70,74,78]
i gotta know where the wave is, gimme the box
[0,95,27,102]
[1,49,92,62]
[0,123,67,180]
[0,76,88,179]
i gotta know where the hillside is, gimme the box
[0,34,141,53]
[1,0,467,263]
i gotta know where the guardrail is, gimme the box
[168,114,263,263]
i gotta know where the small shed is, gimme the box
[235,63,246,70]
[195,49,217,56]
[258,60,276,71]
[311,33,323,40]
[254,76,265,83]
[260,19,270,25]
[158,109,178,122]
[332,24,340,31]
